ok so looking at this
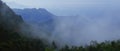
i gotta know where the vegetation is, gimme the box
[0,26,120,51]
[60,40,120,51]
[0,26,46,51]
[0,0,120,51]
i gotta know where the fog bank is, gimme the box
[50,9,120,46]
[20,8,120,47]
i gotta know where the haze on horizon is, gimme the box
[2,0,120,16]
[1,0,120,46]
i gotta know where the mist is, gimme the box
[17,7,120,48]
[1,0,120,50]
[52,13,120,47]
[5,0,120,48]
[52,12,120,46]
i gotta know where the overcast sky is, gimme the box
[2,0,120,8]
[2,0,120,15]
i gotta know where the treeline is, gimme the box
[1,0,120,51]
[0,27,120,51]
[0,26,46,51]
[60,40,120,51]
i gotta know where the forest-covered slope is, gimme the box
[0,0,46,51]
[0,0,120,51]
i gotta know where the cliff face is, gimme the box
[0,0,24,33]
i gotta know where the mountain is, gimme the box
[13,8,55,32]
[0,0,25,43]
[0,1,46,51]
[13,8,55,23]
[0,0,24,33]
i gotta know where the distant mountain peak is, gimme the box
[13,8,55,23]
[13,8,55,32]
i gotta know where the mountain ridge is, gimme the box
[13,8,55,32]
[13,8,55,23]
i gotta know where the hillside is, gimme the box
[0,0,46,51]
[13,8,55,32]
[0,0,120,51]
[0,0,23,43]
[0,0,23,32]
[13,8,55,23]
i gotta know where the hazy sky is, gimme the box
[2,0,120,15]
[2,0,120,8]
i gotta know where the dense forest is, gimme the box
[0,0,120,51]
[1,28,120,51]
